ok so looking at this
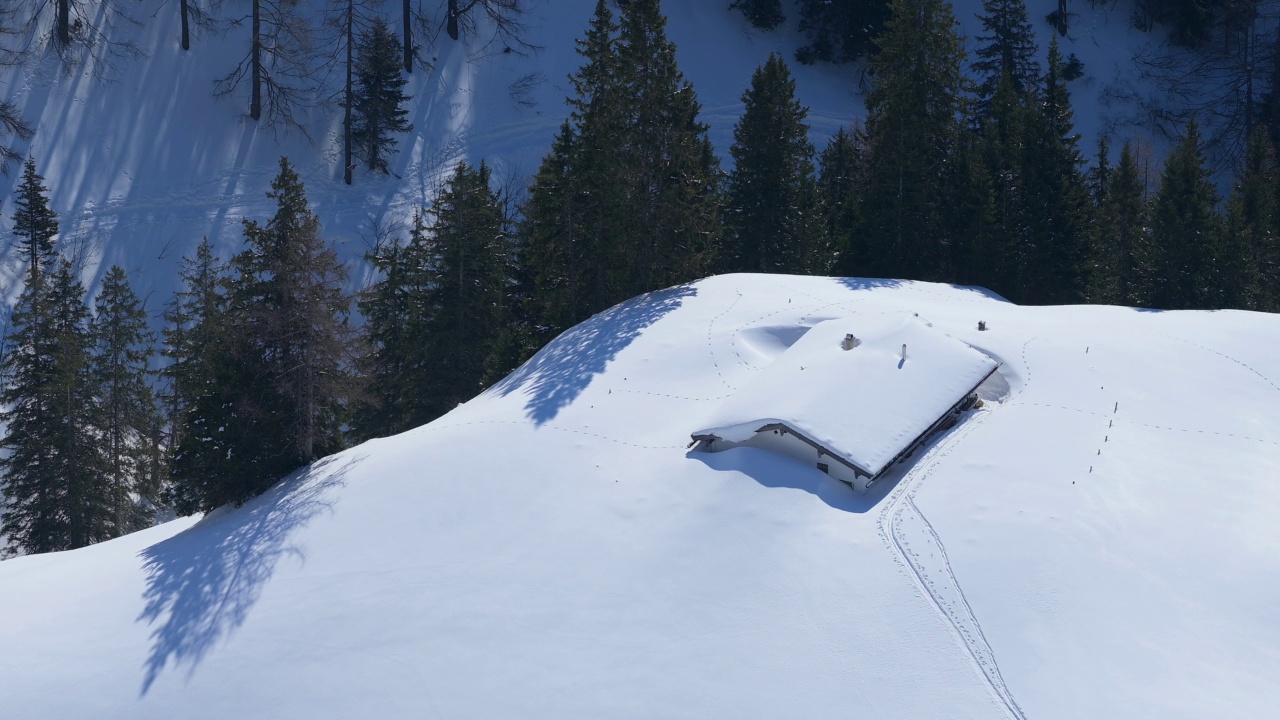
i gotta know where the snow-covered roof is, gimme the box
[692,315,998,477]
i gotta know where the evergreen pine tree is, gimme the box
[355,210,438,439]
[1019,36,1092,304]
[1150,118,1225,309]
[235,158,357,473]
[949,129,998,289]
[1089,142,1151,306]
[560,0,624,324]
[820,126,865,274]
[91,266,162,532]
[972,0,1041,110]
[796,0,892,65]
[730,0,784,30]
[522,0,719,336]
[521,122,586,341]
[725,53,829,274]
[977,73,1032,298]
[1226,127,1280,311]
[163,240,240,514]
[614,0,721,296]
[1088,135,1112,205]
[1,261,111,554]
[422,161,514,413]
[353,17,413,175]
[12,156,59,288]
[860,0,969,281]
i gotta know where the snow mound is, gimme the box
[693,314,998,478]
[3,273,1279,720]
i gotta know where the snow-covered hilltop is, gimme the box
[1,273,1278,719]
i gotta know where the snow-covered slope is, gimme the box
[2,274,1277,719]
[0,0,1149,302]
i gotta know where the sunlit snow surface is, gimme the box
[694,314,998,477]
[2,274,1278,719]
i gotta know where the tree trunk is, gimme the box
[181,0,190,51]
[57,0,71,46]
[403,0,413,72]
[447,0,460,40]
[251,0,262,121]
[344,0,354,185]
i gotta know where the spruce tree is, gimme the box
[972,0,1040,109]
[561,0,625,322]
[614,0,721,296]
[520,122,585,341]
[1150,118,1225,309]
[730,0,783,30]
[977,73,1032,298]
[1089,142,1151,306]
[796,0,891,65]
[1226,127,1280,311]
[422,161,514,413]
[91,266,162,532]
[949,129,998,289]
[1,261,111,554]
[353,17,413,175]
[1088,135,1112,205]
[522,0,719,336]
[860,0,968,281]
[355,210,438,439]
[821,126,865,274]
[12,156,59,288]
[164,240,240,514]
[235,157,357,471]
[725,53,829,275]
[1019,37,1091,304]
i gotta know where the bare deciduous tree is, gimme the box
[215,0,316,133]
[1121,3,1279,171]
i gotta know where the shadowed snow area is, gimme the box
[1,273,1278,720]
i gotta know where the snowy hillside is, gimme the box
[0,0,1155,302]
[2,273,1278,719]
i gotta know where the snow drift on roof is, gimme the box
[693,314,998,476]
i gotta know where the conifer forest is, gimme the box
[2,0,1280,555]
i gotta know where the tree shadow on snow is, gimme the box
[688,447,903,514]
[134,453,362,696]
[834,277,906,294]
[490,283,697,425]
[835,276,1008,303]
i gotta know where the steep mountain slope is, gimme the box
[0,0,1145,302]
[2,274,1277,719]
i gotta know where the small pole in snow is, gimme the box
[901,343,907,361]
[1114,402,1119,413]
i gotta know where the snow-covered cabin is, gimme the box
[691,315,999,491]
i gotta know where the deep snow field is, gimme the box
[2,273,1279,719]
[2,2,1279,718]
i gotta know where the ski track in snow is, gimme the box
[876,406,1028,720]
[870,334,1033,720]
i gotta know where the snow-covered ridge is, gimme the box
[1,273,1277,719]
